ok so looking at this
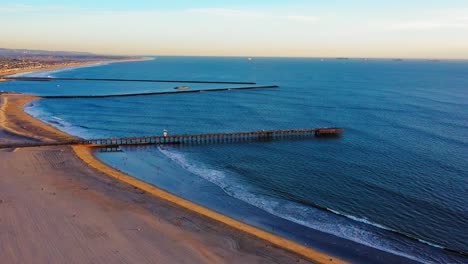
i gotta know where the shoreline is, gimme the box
[0,87,343,261]
[0,57,147,78]
[72,144,340,263]
[0,93,77,142]
[0,61,104,77]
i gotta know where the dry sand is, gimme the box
[0,92,344,263]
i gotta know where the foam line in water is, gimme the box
[156,146,439,263]
[23,101,93,139]
[325,209,452,253]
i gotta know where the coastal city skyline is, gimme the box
[1,0,468,59]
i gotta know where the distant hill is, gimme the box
[0,48,95,57]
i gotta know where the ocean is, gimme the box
[2,57,467,263]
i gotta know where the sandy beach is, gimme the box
[0,61,103,77]
[0,58,144,78]
[0,91,343,263]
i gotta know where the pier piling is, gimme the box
[0,128,344,149]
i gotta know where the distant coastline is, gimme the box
[0,55,145,78]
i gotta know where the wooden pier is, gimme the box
[83,127,344,147]
[0,128,344,149]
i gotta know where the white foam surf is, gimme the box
[23,100,93,139]
[157,146,432,263]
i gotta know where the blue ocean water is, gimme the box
[2,57,467,263]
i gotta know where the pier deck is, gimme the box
[0,128,344,149]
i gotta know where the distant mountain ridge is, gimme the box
[0,48,95,56]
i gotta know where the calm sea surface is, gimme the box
[3,57,467,263]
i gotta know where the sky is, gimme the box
[1,1,468,58]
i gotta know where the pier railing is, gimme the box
[81,128,343,146]
[0,128,344,149]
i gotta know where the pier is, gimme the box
[41,85,279,99]
[0,128,344,149]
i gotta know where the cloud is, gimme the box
[387,20,468,30]
[186,8,320,23]
[0,3,76,13]
[186,8,265,18]
[0,4,34,12]
[286,15,319,22]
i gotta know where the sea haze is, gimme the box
[4,57,467,263]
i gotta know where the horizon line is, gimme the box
[2,46,468,61]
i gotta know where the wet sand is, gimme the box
[0,93,344,263]
[0,93,75,143]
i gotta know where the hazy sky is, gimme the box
[1,1,468,58]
